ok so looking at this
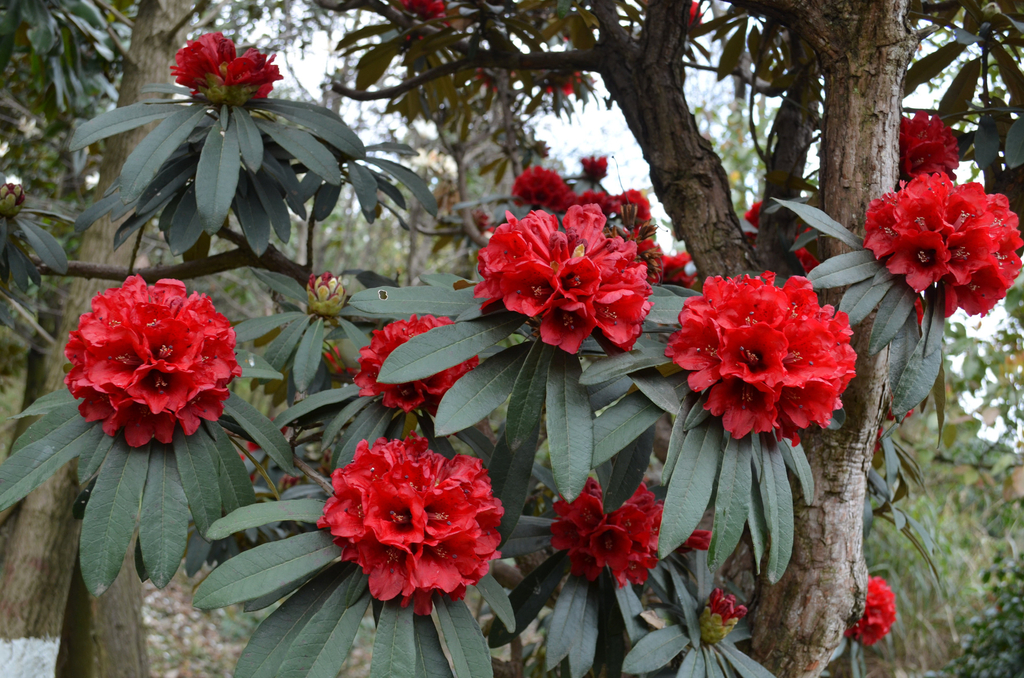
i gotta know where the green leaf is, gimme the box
[364,157,438,216]
[474,574,515,632]
[891,287,943,419]
[333,401,393,469]
[760,437,795,583]
[8,390,73,419]
[843,277,894,327]
[975,115,1000,168]
[378,313,523,384]
[434,595,494,678]
[120,106,208,202]
[779,440,814,505]
[80,442,149,595]
[11,401,81,455]
[238,349,284,381]
[868,281,917,355]
[69,102,181,151]
[248,99,365,159]
[678,648,706,678]
[173,426,222,537]
[659,421,722,557]
[167,184,205,255]
[435,342,528,436]
[708,435,752,570]
[332,317,369,348]
[414,616,455,678]
[905,41,965,94]
[773,199,863,250]
[321,396,373,451]
[717,643,777,678]
[233,107,265,172]
[18,219,68,273]
[1006,117,1024,169]
[557,0,572,17]
[207,499,327,540]
[622,625,688,674]
[613,581,647,644]
[194,531,341,609]
[224,393,296,472]
[806,250,881,289]
[545,351,593,501]
[206,422,256,512]
[646,287,690,325]
[348,162,379,217]
[347,285,477,318]
[568,582,599,678]
[592,391,663,466]
[0,416,103,512]
[234,312,307,343]
[293,318,325,392]
[74,192,122,233]
[503,340,554,455]
[546,574,591,669]
[79,431,116,484]
[500,515,555,557]
[139,446,189,588]
[668,558,702,648]
[251,268,309,303]
[603,425,655,512]
[579,344,667,385]
[662,400,690,483]
[256,120,341,185]
[196,114,241,233]
[489,551,568,647]
[369,600,417,678]
[275,385,359,428]
[631,367,685,413]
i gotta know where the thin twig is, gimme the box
[5,296,56,345]
[293,454,334,494]
[306,212,316,270]
[127,223,145,275]
[92,0,134,27]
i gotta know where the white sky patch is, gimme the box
[0,637,60,678]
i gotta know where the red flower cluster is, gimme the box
[581,156,608,181]
[662,251,697,287]
[577,190,621,217]
[617,189,652,222]
[476,205,653,353]
[863,173,1022,317]
[511,166,574,212]
[677,529,712,553]
[401,0,446,20]
[550,478,682,587]
[665,272,856,443]
[699,588,747,644]
[65,276,241,448]
[318,434,503,615]
[899,111,959,181]
[171,33,282,106]
[845,576,896,646]
[744,201,761,231]
[355,315,479,414]
[688,0,702,25]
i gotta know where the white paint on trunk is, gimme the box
[0,637,60,678]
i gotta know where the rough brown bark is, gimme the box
[0,0,194,671]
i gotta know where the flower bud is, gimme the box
[0,183,26,218]
[699,588,747,644]
[982,2,1000,20]
[307,272,345,319]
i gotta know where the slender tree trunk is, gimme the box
[0,0,194,674]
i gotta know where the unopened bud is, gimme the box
[307,272,345,320]
[0,183,25,218]
[698,589,747,644]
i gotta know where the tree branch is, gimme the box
[293,455,333,494]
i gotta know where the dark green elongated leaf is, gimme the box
[592,391,662,466]
[683,392,711,430]
[547,574,591,669]
[678,648,705,678]
[322,396,373,451]
[869,281,917,355]
[235,182,271,254]
[716,643,776,678]
[891,288,943,419]
[196,114,240,233]
[256,120,341,185]
[844,277,894,327]
[434,595,494,678]
[888,309,919,402]
[568,583,600,678]
[18,219,67,273]
[364,156,438,216]
[708,435,752,570]
[1006,117,1024,169]
[604,425,655,512]
[248,99,365,159]
[662,400,690,483]
[313,181,342,221]
[277,576,371,678]
[348,285,477,318]
[631,367,683,413]
[489,551,568,647]
[207,499,326,540]
[349,162,379,217]
[194,531,341,609]
[646,287,689,325]
[621,625,688,674]
[748,473,767,569]
[806,250,881,288]
[614,581,647,644]
[0,416,103,512]
[922,284,945,359]
[10,401,81,454]
[233,107,265,172]
[121,106,208,201]
[251,268,309,303]
[500,515,555,557]
[235,564,351,678]
[80,442,149,595]
[474,574,515,632]
[173,427,222,537]
[74,192,122,233]
[579,344,667,385]
[435,342,529,436]
[975,115,1000,168]
[779,440,813,505]
[137,155,198,214]
[261,151,305,219]
[503,340,554,454]
[760,437,795,583]
[205,422,256,512]
[139,446,189,588]
[252,169,292,241]
[904,41,965,93]
[9,389,74,419]
[276,385,360,428]
[370,600,417,678]
[234,312,307,343]
[333,401,394,469]
[546,351,593,500]
[293,318,325,392]
[668,560,702,648]
[168,184,205,255]
[69,102,180,150]
[224,393,295,472]
[238,349,284,381]
[333,317,369,348]
[414,615,455,678]
[263,316,311,372]
[774,199,863,249]
[79,431,116,484]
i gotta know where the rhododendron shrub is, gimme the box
[318,434,503,614]
[899,111,959,180]
[845,576,897,646]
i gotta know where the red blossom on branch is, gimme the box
[511,166,575,212]
[64,275,241,447]
[354,315,479,414]
[863,173,1022,317]
[845,576,896,646]
[576,190,621,218]
[318,434,503,615]
[665,272,857,443]
[580,156,609,181]
[171,33,282,105]
[662,251,697,287]
[475,205,653,353]
[899,111,959,181]
[401,0,446,20]
[616,189,652,222]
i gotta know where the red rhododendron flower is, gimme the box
[355,315,479,414]
[863,173,1022,317]
[899,111,959,181]
[576,190,621,217]
[171,33,282,105]
[744,201,761,230]
[551,478,707,586]
[511,166,575,212]
[475,205,653,353]
[676,529,712,553]
[65,275,241,447]
[699,588,747,643]
[616,189,652,222]
[402,0,446,20]
[689,0,702,25]
[665,272,856,443]
[581,156,609,181]
[318,434,503,614]
[662,251,697,287]
[845,576,896,646]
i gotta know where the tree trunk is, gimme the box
[748,3,916,676]
[0,0,194,673]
